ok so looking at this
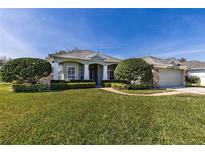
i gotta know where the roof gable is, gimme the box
[143,56,181,66]
[168,59,181,66]
[142,56,187,70]
[49,49,122,63]
[86,52,108,61]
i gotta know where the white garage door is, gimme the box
[159,69,183,87]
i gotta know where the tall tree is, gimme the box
[0,56,11,67]
[178,58,187,62]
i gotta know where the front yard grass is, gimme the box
[0,84,205,144]
[120,89,175,94]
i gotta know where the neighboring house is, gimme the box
[48,50,121,85]
[48,50,188,87]
[183,61,205,86]
[143,56,188,88]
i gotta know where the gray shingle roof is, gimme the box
[49,49,122,63]
[142,56,182,66]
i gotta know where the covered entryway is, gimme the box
[89,64,103,85]
[159,68,184,87]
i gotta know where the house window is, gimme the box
[80,67,84,80]
[67,66,76,80]
[108,69,115,80]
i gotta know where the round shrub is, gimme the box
[0,58,52,84]
[114,58,153,84]
[185,75,200,84]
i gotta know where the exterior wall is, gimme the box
[38,74,52,85]
[188,70,205,86]
[182,70,186,86]
[152,68,160,88]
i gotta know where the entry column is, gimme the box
[53,62,59,80]
[103,65,108,80]
[84,64,89,80]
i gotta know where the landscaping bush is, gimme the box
[114,58,153,85]
[70,80,95,83]
[67,82,96,89]
[101,80,128,87]
[50,80,67,84]
[51,80,94,84]
[0,58,52,84]
[130,84,152,90]
[13,83,48,92]
[111,82,151,90]
[111,83,131,90]
[103,82,113,87]
[50,82,96,90]
[50,83,69,90]
[185,75,200,85]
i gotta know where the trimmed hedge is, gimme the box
[101,80,128,87]
[111,83,152,90]
[50,83,69,90]
[103,82,113,87]
[51,80,94,84]
[111,83,131,90]
[130,84,151,90]
[50,82,96,90]
[13,83,48,92]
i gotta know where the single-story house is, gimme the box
[48,50,188,88]
[183,61,205,86]
[48,50,121,85]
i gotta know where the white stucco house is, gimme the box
[48,50,121,85]
[48,50,188,88]
[183,61,205,86]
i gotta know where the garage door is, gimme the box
[159,69,183,87]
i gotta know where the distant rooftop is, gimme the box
[182,60,205,69]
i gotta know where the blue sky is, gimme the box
[1,8,205,61]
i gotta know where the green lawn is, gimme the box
[0,84,205,144]
[120,89,175,94]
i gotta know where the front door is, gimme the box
[89,64,98,83]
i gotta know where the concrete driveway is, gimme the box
[170,87,205,95]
